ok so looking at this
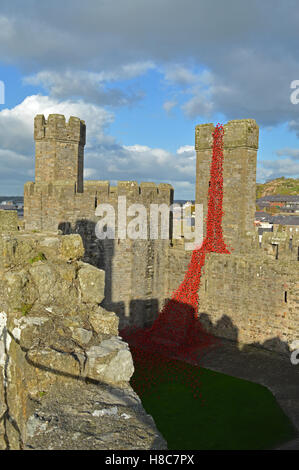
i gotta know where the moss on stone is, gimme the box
[28,252,47,264]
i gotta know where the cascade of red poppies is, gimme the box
[120,124,230,399]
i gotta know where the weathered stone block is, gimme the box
[23,382,167,450]
[85,337,134,385]
[70,327,92,345]
[77,262,105,304]
[29,262,58,305]
[89,306,119,335]
[0,210,19,233]
[26,348,81,389]
[60,234,84,260]
[2,270,35,311]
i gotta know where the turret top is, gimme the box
[195,119,259,150]
[34,114,86,145]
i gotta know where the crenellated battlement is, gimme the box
[25,180,173,200]
[83,180,173,205]
[24,177,174,233]
[259,230,299,261]
[195,119,259,150]
[34,114,86,145]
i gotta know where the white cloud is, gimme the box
[163,100,177,114]
[275,147,299,159]
[164,65,213,88]
[23,63,154,106]
[257,157,299,182]
[0,93,197,198]
[182,89,214,119]
[288,120,299,138]
[0,148,30,168]
[106,143,196,183]
[164,65,199,86]
[0,94,114,194]
[113,62,155,80]
[256,167,274,182]
[176,145,195,155]
[162,66,216,118]
[84,168,97,178]
[123,144,151,153]
[262,157,299,174]
[0,94,114,150]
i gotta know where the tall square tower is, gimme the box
[34,114,86,193]
[195,119,259,252]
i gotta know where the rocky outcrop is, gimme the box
[25,382,165,450]
[0,228,166,450]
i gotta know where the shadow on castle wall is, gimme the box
[58,218,163,329]
[199,313,293,356]
[58,218,296,358]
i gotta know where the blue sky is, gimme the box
[0,0,298,198]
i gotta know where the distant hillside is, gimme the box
[256,177,299,198]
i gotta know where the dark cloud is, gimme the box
[0,1,259,69]
[0,1,298,126]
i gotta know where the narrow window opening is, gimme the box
[275,244,279,260]
[284,291,287,303]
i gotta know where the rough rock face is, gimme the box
[25,382,166,450]
[0,229,167,450]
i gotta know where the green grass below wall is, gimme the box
[130,356,297,450]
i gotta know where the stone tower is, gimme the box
[195,119,258,252]
[34,114,86,193]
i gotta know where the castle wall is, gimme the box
[0,210,19,232]
[198,250,299,353]
[104,238,170,328]
[155,224,299,355]
[24,175,174,329]
[260,230,299,262]
[165,240,191,299]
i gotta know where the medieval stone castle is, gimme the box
[22,114,298,354]
[0,112,298,449]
